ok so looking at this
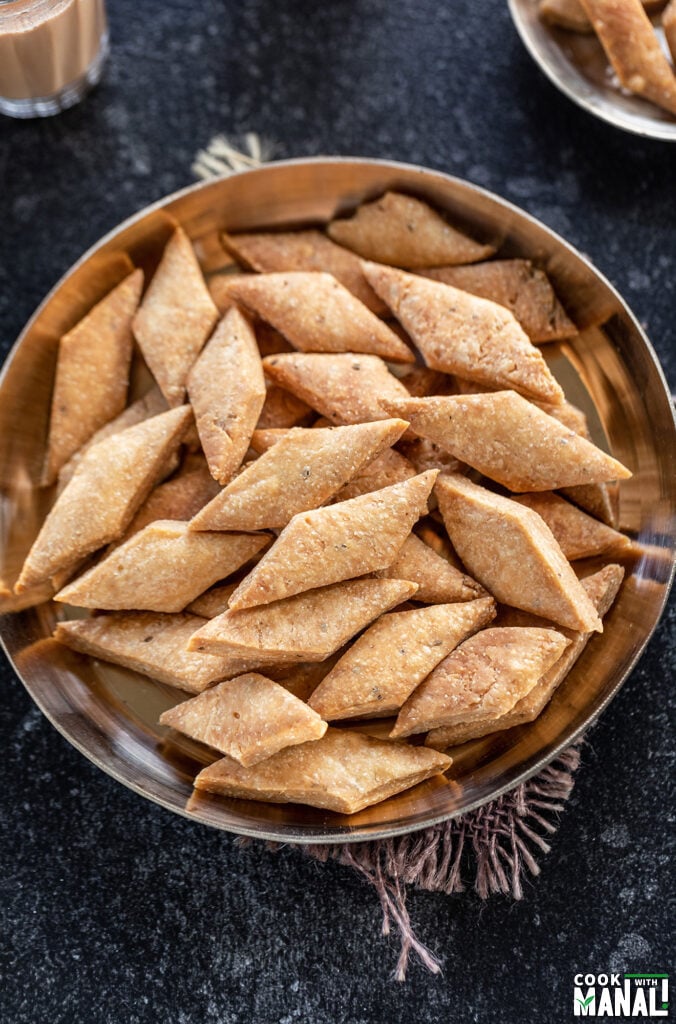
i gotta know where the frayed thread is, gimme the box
[302,741,583,980]
[192,133,272,180]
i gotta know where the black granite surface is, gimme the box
[0,1,674,1021]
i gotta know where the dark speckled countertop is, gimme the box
[0,2,674,1021]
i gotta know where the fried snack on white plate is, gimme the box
[362,262,564,404]
[54,612,261,693]
[55,521,268,613]
[578,0,676,114]
[190,419,408,532]
[56,386,168,491]
[392,627,571,738]
[193,727,451,814]
[435,474,602,632]
[187,307,266,485]
[375,532,486,603]
[539,0,597,30]
[419,260,577,343]
[327,192,495,268]
[330,447,416,502]
[262,352,411,425]
[133,227,219,407]
[160,673,327,767]
[540,0,668,32]
[383,392,631,492]
[187,577,419,662]
[308,597,496,721]
[227,272,414,363]
[665,1,676,64]
[227,470,437,610]
[16,406,192,592]
[255,384,314,430]
[221,229,384,312]
[120,459,222,540]
[425,564,624,749]
[42,269,143,485]
[513,492,634,560]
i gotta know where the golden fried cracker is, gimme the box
[187,578,418,661]
[228,272,414,363]
[375,532,485,603]
[191,419,408,532]
[186,581,239,618]
[54,612,258,693]
[160,673,327,766]
[249,428,290,453]
[309,597,495,720]
[43,270,143,485]
[535,399,618,526]
[16,407,192,592]
[187,307,266,485]
[330,447,416,502]
[539,0,596,30]
[227,471,437,610]
[193,727,451,814]
[56,386,166,490]
[435,474,602,632]
[425,565,624,748]
[397,437,464,477]
[55,521,268,612]
[121,460,222,540]
[255,320,294,357]
[270,655,343,702]
[0,580,55,614]
[221,229,384,312]
[133,228,219,407]
[363,263,564,403]
[262,352,411,425]
[327,192,495,268]
[514,492,633,560]
[399,365,456,397]
[665,0,676,63]
[207,271,252,314]
[420,259,577,343]
[256,384,313,430]
[393,627,570,737]
[580,0,676,113]
[383,392,631,491]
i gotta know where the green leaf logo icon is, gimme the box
[576,995,595,1008]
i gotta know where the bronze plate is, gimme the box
[0,158,674,842]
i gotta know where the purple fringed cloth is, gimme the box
[193,136,584,982]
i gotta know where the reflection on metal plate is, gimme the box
[0,158,674,844]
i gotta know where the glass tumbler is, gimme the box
[0,0,108,118]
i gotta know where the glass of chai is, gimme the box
[0,0,108,118]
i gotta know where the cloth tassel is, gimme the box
[303,742,583,979]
